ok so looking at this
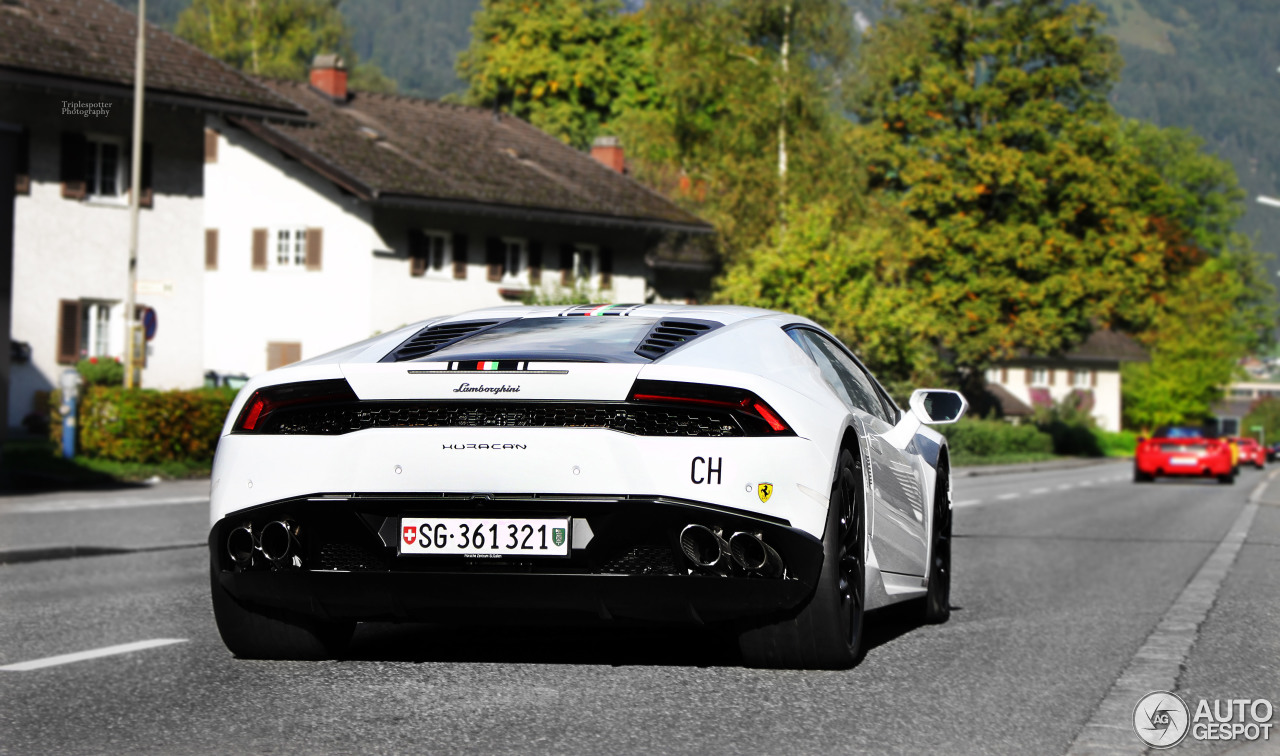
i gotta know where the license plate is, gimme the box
[399,517,570,557]
[1170,456,1197,466]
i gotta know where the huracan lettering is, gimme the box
[452,382,521,395]
[441,443,528,450]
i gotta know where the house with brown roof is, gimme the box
[201,57,713,377]
[980,330,1148,431]
[0,0,306,430]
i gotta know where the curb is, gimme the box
[954,457,1126,478]
[0,541,204,566]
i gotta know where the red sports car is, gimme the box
[1134,427,1234,484]
[1228,436,1266,469]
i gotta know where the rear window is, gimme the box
[423,317,660,364]
[1155,426,1209,439]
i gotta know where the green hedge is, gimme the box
[945,417,1055,458]
[51,386,236,464]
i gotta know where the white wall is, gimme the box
[6,95,205,427]
[203,119,377,378]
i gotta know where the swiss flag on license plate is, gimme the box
[402,525,417,545]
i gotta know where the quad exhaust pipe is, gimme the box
[678,524,784,577]
[225,520,300,568]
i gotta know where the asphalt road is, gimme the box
[1,461,1278,756]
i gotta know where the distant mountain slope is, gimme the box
[1099,0,1280,276]
[339,0,477,100]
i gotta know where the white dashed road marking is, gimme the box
[0,639,187,672]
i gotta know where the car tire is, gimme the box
[210,563,354,660]
[1133,466,1154,483]
[738,447,865,670]
[1217,473,1235,485]
[922,456,952,623]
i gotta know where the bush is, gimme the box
[77,356,124,386]
[71,386,236,464]
[1032,393,1105,457]
[1092,428,1137,456]
[945,417,1054,458]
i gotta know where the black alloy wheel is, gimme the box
[923,456,951,623]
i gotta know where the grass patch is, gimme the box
[1,439,211,489]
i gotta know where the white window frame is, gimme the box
[423,230,451,276]
[274,227,307,269]
[1030,368,1049,386]
[572,243,598,283]
[501,237,527,283]
[1072,368,1091,388]
[85,134,126,203]
[80,300,116,359]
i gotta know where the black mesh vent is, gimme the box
[600,546,682,575]
[634,319,722,359]
[265,401,744,437]
[383,319,513,362]
[316,542,390,571]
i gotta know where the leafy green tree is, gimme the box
[176,0,396,92]
[456,0,650,149]
[1242,398,1280,450]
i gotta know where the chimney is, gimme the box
[309,54,347,102]
[590,136,625,173]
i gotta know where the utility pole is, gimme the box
[124,0,146,388]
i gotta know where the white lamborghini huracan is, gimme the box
[209,304,966,669]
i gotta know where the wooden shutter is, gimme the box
[1000,367,1008,383]
[205,229,219,270]
[1024,368,1032,384]
[1091,369,1097,387]
[14,129,29,195]
[528,241,543,285]
[204,128,218,163]
[267,341,302,370]
[305,228,323,271]
[60,132,86,199]
[138,142,153,208]
[56,299,82,365]
[408,229,427,277]
[1048,369,1055,386]
[559,244,574,287]
[599,247,613,289]
[251,228,268,270]
[485,237,503,282]
[452,233,468,279]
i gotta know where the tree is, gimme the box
[456,0,650,149]
[176,0,396,92]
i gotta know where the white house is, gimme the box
[202,59,714,379]
[0,0,305,430]
[981,329,1148,432]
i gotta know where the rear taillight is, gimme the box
[232,379,359,433]
[628,379,795,436]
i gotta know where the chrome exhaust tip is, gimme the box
[227,524,256,566]
[729,532,783,578]
[679,524,728,569]
[258,520,297,563]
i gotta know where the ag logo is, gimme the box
[757,483,773,504]
[1133,691,1190,749]
[552,527,566,547]
[402,525,417,546]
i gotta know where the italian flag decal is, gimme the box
[478,361,499,370]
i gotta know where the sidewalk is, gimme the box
[954,456,1126,478]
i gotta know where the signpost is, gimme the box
[1251,424,1265,447]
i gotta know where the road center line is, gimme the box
[996,493,1017,500]
[1065,468,1276,755]
[1029,487,1050,494]
[953,499,982,508]
[0,638,187,672]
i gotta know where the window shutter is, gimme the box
[528,241,543,285]
[60,132,86,199]
[205,229,219,270]
[305,228,323,271]
[1048,369,1055,386]
[485,237,503,282]
[1091,369,1097,388]
[1024,368,1032,384]
[267,341,303,370]
[138,142,153,208]
[15,129,29,195]
[1000,367,1008,383]
[599,247,613,289]
[204,128,218,163]
[559,244,574,287]
[56,299,82,365]
[452,233,468,279]
[252,228,268,270]
[408,229,427,277]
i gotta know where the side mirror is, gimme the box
[909,389,968,425]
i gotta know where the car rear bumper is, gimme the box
[210,493,823,625]
[1135,454,1231,476]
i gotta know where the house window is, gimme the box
[275,228,307,267]
[1073,369,1091,388]
[85,136,124,200]
[572,244,597,282]
[82,302,112,358]
[1030,368,1049,386]
[411,231,450,276]
[502,238,526,281]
